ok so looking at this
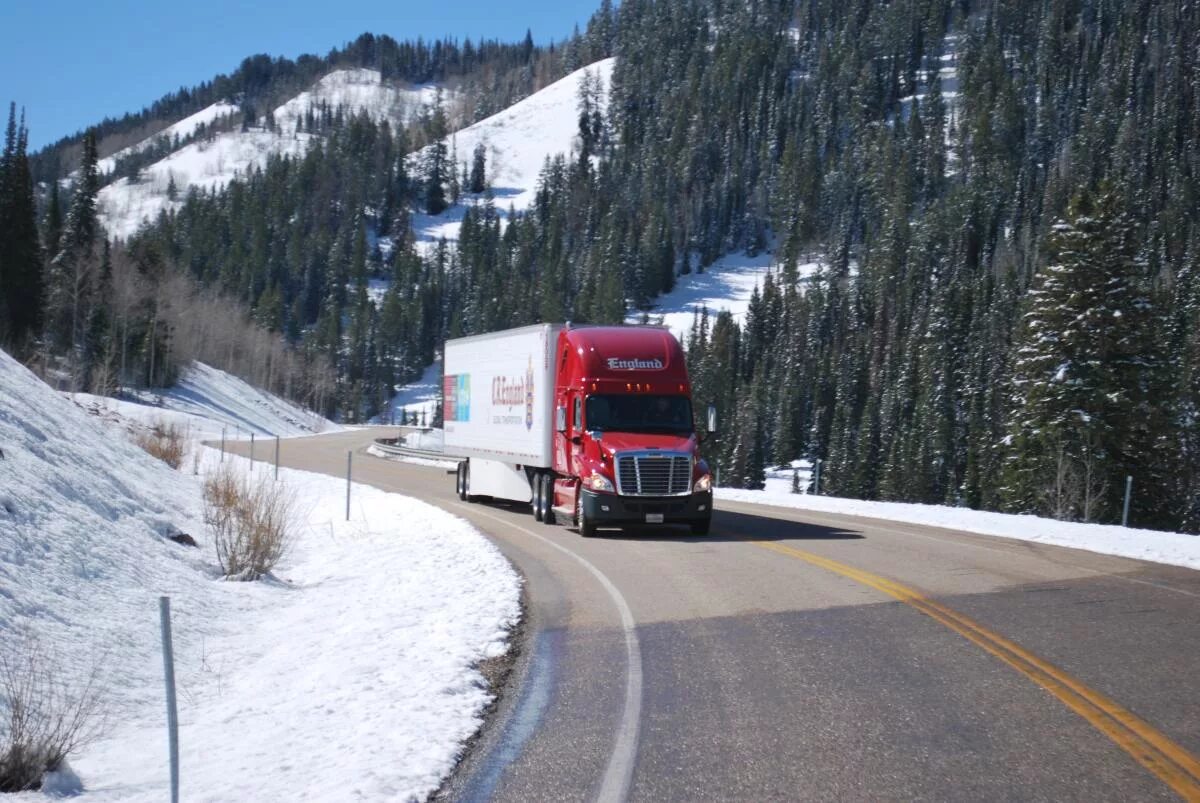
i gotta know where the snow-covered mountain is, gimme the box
[410,58,614,249]
[97,69,442,240]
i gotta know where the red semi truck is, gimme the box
[444,323,714,536]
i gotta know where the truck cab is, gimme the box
[550,326,713,536]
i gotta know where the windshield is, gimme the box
[585,394,694,435]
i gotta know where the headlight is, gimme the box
[694,473,713,492]
[587,471,615,492]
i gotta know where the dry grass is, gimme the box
[0,637,105,792]
[203,465,294,580]
[135,420,185,469]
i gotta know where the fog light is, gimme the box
[601,505,610,512]
[698,505,706,511]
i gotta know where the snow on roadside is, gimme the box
[77,451,519,802]
[2,349,520,799]
[716,485,1200,571]
[72,361,340,440]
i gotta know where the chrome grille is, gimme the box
[615,452,691,496]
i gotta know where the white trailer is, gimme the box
[443,323,563,502]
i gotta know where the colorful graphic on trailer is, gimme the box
[443,374,470,422]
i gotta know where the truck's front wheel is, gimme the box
[456,462,467,501]
[690,517,712,536]
[576,491,597,538]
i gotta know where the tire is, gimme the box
[576,490,597,538]
[542,475,556,525]
[464,463,479,503]
[456,462,467,501]
[690,517,712,536]
[532,474,544,521]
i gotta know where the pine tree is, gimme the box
[423,94,449,215]
[1003,187,1167,523]
[0,104,44,352]
[469,142,487,194]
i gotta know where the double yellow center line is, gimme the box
[748,538,1200,800]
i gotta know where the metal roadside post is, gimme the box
[220,425,226,462]
[346,451,352,521]
[814,458,822,495]
[250,433,255,471]
[274,436,280,481]
[159,597,179,803]
[1123,475,1133,527]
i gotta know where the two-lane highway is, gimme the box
[232,429,1200,801]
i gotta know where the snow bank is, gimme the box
[1,349,520,799]
[716,484,1200,571]
[73,361,339,440]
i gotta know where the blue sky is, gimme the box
[1,0,600,151]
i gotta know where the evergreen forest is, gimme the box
[3,0,1200,530]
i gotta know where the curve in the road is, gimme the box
[741,534,1200,800]
[447,500,644,803]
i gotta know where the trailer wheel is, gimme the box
[464,463,479,503]
[456,462,467,501]
[541,475,556,525]
[531,474,544,521]
[576,491,596,538]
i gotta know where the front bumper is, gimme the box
[581,488,712,526]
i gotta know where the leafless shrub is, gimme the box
[135,420,185,469]
[0,637,105,793]
[203,465,294,580]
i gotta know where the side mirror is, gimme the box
[706,404,718,435]
[556,406,567,433]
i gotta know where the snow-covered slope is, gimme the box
[411,58,614,249]
[628,251,822,341]
[73,361,340,440]
[0,349,519,798]
[96,102,240,177]
[98,70,442,239]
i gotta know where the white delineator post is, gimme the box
[346,451,352,521]
[1123,475,1133,527]
[159,596,179,803]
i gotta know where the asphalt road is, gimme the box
[230,429,1200,801]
